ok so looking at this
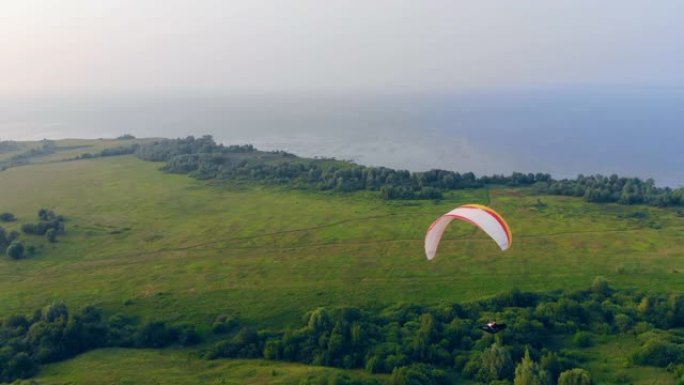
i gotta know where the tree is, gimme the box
[43,301,69,323]
[540,351,577,382]
[412,313,436,360]
[135,321,178,348]
[8,230,19,243]
[6,241,25,259]
[46,228,57,243]
[614,313,632,333]
[591,276,611,296]
[0,212,16,222]
[38,208,54,221]
[0,226,7,250]
[572,332,593,348]
[5,352,39,380]
[557,368,593,385]
[480,343,514,382]
[514,349,551,385]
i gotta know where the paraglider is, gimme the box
[480,321,507,334]
[424,204,512,260]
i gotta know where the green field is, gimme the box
[1,139,683,383]
[36,349,387,385]
[583,336,677,385]
[33,342,679,385]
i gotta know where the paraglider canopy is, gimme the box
[424,204,512,260]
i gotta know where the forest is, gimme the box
[134,136,684,206]
[3,280,684,384]
[0,302,199,383]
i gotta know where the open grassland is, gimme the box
[36,348,387,385]
[0,137,157,165]
[1,154,684,329]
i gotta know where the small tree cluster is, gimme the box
[21,209,65,243]
[0,302,201,382]
[534,174,684,207]
[0,226,21,258]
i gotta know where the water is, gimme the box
[1,87,682,187]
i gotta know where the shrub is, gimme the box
[631,338,684,367]
[572,332,594,348]
[558,368,593,385]
[135,321,179,348]
[6,241,25,259]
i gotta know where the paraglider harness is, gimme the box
[480,321,507,334]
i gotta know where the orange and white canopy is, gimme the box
[424,204,512,260]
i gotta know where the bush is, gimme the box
[558,368,593,385]
[207,327,263,359]
[46,228,57,243]
[6,241,25,259]
[5,353,39,380]
[390,364,448,385]
[211,315,239,334]
[631,338,684,367]
[591,276,611,296]
[135,321,179,348]
[572,332,594,348]
[176,324,202,346]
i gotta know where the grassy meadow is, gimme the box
[37,349,387,385]
[1,139,684,383]
[36,343,678,385]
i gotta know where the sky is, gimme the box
[2,0,684,97]
[2,1,683,186]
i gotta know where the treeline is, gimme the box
[0,141,21,153]
[3,283,684,383]
[21,209,65,243]
[0,302,200,383]
[0,139,140,170]
[4,136,683,206]
[533,174,684,207]
[206,279,684,385]
[134,135,246,162]
[0,140,56,170]
[134,136,684,206]
[134,136,550,200]
[75,143,140,160]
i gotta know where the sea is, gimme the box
[1,86,682,187]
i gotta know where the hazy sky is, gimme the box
[2,0,683,97]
